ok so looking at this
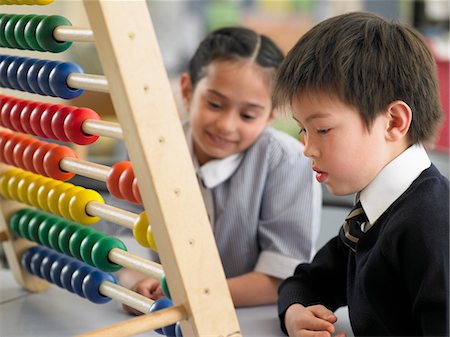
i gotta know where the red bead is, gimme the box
[51,105,77,142]
[22,141,42,172]
[43,145,77,181]
[0,97,21,130]
[40,104,65,140]
[3,134,23,166]
[20,101,43,135]
[106,161,131,200]
[0,132,15,164]
[13,137,37,169]
[119,165,138,203]
[32,142,58,175]
[30,103,52,138]
[9,100,29,133]
[64,108,100,145]
[132,178,142,204]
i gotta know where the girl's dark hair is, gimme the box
[188,27,284,88]
[273,12,443,144]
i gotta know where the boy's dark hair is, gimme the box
[273,12,443,144]
[189,26,284,88]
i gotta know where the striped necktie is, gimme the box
[339,201,368,252]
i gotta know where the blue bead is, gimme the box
[21,245,42,273]
[175,322,183,337]
[0,56,16,88]
[82,270,116,304]
[150,298,174,335]
[50,256,72,288]
[71,265,93,298]
[27,59,47,95]
[48,62,84,99]
[40,252,59,282]
[16,58,36,92]
[30,248,51,278]
[60,260,84,293]
[6,57,26,90]
[37,60,59,96]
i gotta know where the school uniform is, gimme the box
[278,144,449,336]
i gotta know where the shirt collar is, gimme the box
[360,144,431,224]
[186,127,243,189]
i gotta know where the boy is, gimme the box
[274,12,449,336]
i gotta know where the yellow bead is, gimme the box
[34,0,54,4]
[28,176,52,208]
[69,189,104,225]
[7,171,31,202]
[38,180,63,212]
[58,186,84,220]
[0,169,23,199]
[133,212,151,248]
[48,182,73,216]
[17,173,40,204]
[147,225,157,251]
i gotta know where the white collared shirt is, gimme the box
[360,144,431,231]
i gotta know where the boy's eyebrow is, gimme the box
[305,112,331,122]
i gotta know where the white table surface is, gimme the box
[0,270,353,337]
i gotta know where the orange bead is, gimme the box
[43,145,77,181]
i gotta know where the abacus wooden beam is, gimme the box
[83,1,241,336]
[0,0,242,336]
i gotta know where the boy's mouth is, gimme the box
[312,166,328,183]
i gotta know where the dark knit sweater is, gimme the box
[278,165,449,336]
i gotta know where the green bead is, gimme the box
[5,15,24,49]
[27,213,48,243]
[58,223,81,256]
[18,210,38,240]
[14,14,36,50]
[0,15,13,48]
[69,226,96,260]
[24,15,46,52]
[80,232,106,266]
[36,15,72,53]
[160,274,171,299]
[9,208,32,237]
[48,221,67,252]
[38,217,60,249]
[91,237,126,272]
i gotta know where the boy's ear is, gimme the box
[180,73,192,110]
[384,100,412,142]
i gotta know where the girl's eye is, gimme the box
[207,101,222,109]
[241,113,256,121]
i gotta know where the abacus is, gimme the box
[0,1,241,336]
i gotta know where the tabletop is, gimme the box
[0,270,353,337]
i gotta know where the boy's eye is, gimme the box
[317,128,330,134]
[298,127,307,135]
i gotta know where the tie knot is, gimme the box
[339,202,368,252]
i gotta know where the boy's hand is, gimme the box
[122,277,165,315]
[285,303,346,337]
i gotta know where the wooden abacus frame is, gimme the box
[0,0,241,336]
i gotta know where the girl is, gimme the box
[111,27,321,310]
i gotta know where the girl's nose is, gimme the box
[216,112,236,133]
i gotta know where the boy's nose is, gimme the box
[303,140,318,158]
